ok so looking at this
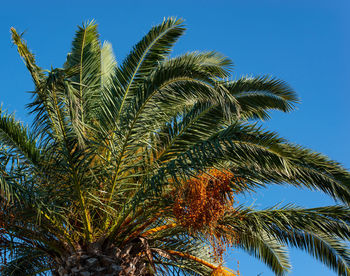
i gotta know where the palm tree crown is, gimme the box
[1,18,350,275]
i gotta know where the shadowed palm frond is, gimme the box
[0,246,51,276]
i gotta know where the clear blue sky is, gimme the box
[1,0,349,275]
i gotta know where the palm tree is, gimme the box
[1,18,350,275]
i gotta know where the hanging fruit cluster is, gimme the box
[173,168,235,231]
[211,266,240,276]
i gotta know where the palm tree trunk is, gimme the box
[54,240,152,276]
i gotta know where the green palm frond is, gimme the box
[3,18,350,276]
[223,75,299,120]
[145,122,350,204]
[219,205,350,275]
[113,52,236,165]
[282,231,350,276]
[10,28,46,87]
[237,231,290,275]
[242,205,350,239]
[115,17,185,120]
[64,20,102,124]
[0,109,41,166]
[154,102,225,163]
